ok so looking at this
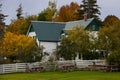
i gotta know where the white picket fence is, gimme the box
[75,60,106,68]
[0,60,106,74]
[0,63,27,74]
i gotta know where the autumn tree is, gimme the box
[7,18,28,34]
[8,4,34,35]
[7,15,37,35]
[98,16,120,53]
[98,16,120,65]
[55,2,80,22]
[80,0,101,19]
[0,32,43,63]
[103,15,120,27]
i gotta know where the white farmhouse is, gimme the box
[27,18,101,61]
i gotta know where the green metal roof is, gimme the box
[65,18,94,30]
[30,21,65,42]
[28,18,99,42]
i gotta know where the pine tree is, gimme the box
[80,0,101,19]
[0,4,7,26]
[16,4,23,19]
[0,4,7,39]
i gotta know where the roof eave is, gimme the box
[26,24,32,36]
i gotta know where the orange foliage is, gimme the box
[55,2,80,22]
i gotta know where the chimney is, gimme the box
[52,12,57,22]
[83,13,88,21]
[52,17,55,22]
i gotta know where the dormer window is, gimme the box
[92,25,95,30]
[32,36,36,39]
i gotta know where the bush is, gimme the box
[107,50,120,65]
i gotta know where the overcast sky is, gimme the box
[1,0,120,25]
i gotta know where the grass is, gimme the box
[0,71,120,80]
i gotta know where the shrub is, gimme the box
[106,49,120,65]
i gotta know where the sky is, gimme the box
[1,0,120,25]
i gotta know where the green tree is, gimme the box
[58,26,91,60]
[38,11,47,21]
[107,49,120,65]
[38,1,57,21]
[0,4,7,39]
[16,4,23,19]
[68,27,90,60]
[80,0,101,19]
[57,36,76,60]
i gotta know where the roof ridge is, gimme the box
[31,18,94,24]
[66,18,94,23]
[31,21,65,24]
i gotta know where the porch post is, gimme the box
[75,53,79,60]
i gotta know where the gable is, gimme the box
[85,19,101,31]
[65,18,95,30]
[29,25,34,32]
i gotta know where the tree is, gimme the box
[0,32,43,63]
[16,4,23,19]
[7,15,37,35]
[38,11,47,21]
[57,36,76,60]
[0,4,7,39]
[98,17,120,63]
[7,18,28,34]
[55,2,80,22]
[80,0,101,19]
[68,27,90,60]
[98,16,120,52]
[103,15,120,27]
[57,26,91,60]
[107,49,120,65]
[38,1,57,21]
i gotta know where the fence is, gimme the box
[0,60,106,74]
[0,63,27,74]
[75,60,106,69]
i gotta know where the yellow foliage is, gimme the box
[7,18,28,34]
[0,32,36,57]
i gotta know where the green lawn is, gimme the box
[0,71,120,80]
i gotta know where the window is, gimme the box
[92,25,95,30]
[33,36,36,39]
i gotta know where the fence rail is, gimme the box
[76,60,106,69]
[0,60,106,74]
[0,63,27,74]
